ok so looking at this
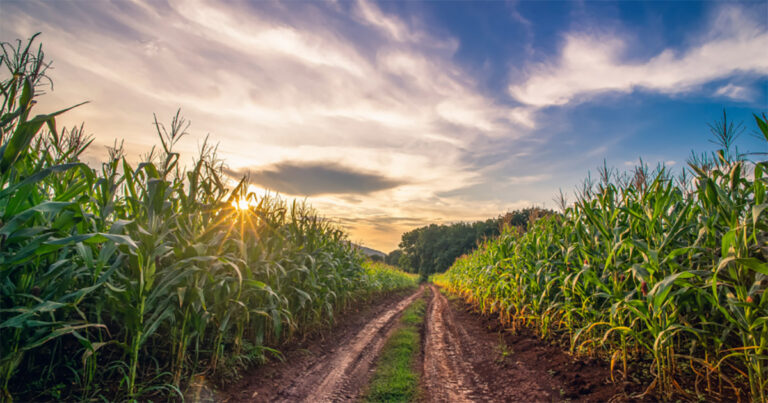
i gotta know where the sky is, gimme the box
[1,0,767,252]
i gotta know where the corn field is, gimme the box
[0,35,417,401]
[437,116,768,401]
[363,261,420,293]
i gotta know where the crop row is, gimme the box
[437,115,767,401]
[0,36,416,401]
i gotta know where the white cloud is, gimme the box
[352,0,457,51]
[714,83,751,101]
[507,174,550,185]
[354,0,411,42]
[586,145,608,158]
[508,6,768,107]
[0,0,532,251]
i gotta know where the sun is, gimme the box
[231,198,251,211]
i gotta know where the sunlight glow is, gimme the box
[232,198,252,211]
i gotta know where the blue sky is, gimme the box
[1,0,766,251]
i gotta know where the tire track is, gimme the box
[276,287,423,402]
[423,284,489,402]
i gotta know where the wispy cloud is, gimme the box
[4,1,762,251]
[0,0,534,250]
[714,83,752,101]
[506,174,550,185]
[508,6,768,107]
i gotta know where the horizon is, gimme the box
[1,0,766,252]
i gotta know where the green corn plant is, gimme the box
[0,35,126,402]
[439,113,767,401]
[1,34,421,402]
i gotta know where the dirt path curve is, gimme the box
[222,287,423,402]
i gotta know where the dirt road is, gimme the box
[423,284,487,401]
[292,288,423,401]
[421,284,624,402]
[221,284,625,402]
[221,288,423,402]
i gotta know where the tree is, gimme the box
[397,208,554,276]
[385,249,403,267]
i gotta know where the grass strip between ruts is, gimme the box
[363,289,429,402]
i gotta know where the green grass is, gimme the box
[364,291,428,402]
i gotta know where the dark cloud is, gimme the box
[226,161,405,196]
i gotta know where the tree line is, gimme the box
[386,208,554,277]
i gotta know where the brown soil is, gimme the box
[218,287,424,402]
[421,284,631,402]
[423,284,487,401]
[219,284,637,403]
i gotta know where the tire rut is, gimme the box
[275,287,424,402]
[421,285,627,402]
[423,284,489,402]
